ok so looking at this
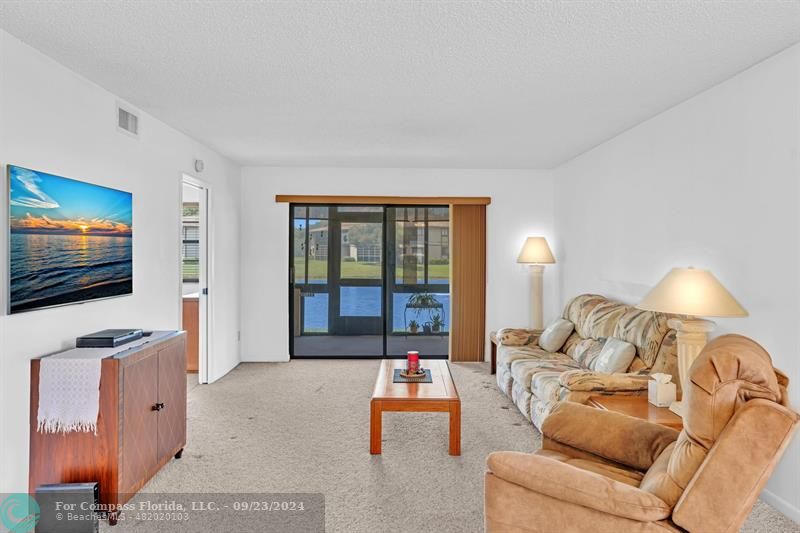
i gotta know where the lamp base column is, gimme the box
[667,317,716,417]
[529,265,545,330]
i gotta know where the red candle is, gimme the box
[407,351,419,372]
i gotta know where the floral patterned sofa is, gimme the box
[496,294,679,429]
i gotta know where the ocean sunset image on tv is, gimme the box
[8,165,133,313]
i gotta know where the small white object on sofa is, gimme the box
[538,319,575,353]
[593,337,636,373]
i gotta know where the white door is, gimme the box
[181,176,212,384]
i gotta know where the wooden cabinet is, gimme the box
[156,341,187,459]
[120,353,159,494]
[29,332,186,519]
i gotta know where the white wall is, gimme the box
[240,167,557,362]
[0,30,241,492]
[554,44,800,521]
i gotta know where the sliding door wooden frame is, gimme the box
[276,195,490,206]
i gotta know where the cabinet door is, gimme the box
[121,354,159,492]
[157,340,187,459]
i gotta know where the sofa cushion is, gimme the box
[647,329,679,383]
[496,364,514,397]
[593,337,637,373]
[530,397,560,430]
[486,451,672,522]
[571,338,606,368]
[496,327,539,347]
[531,371,565,403]
[536,449,645,487]
[511,355,582,392]
[612,308,671,368]
[560,331,584,359]
[581,301,630,339]
[562,294,607,335]
[497,344,551,368]
[538,318,574,352]
[512,381,533,417]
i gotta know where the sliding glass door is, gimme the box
[290,204,449,358]
[291,205,384,356]
[386,207,450,356]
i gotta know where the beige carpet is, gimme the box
[103,360,798,532]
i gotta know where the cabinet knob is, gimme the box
[152,402,165,411]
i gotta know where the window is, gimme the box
[393,207,450,285]
[182,202,199,282]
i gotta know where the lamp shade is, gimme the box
[637,267,748,317]
[517,237,555,264]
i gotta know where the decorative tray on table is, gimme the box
[393,368,433,383]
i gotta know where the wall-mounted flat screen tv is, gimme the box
[8,165,133,314]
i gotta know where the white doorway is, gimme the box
[181,175,212,384]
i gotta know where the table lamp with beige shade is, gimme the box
[637,267,748,416]
[517,237,556,330]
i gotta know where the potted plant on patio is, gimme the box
[407,292,441,314]
[431,313,444,333]
[408,320,420,335]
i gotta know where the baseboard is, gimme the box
[761,488,800,525]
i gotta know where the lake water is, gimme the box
[10,233,133,308]
[303,289,450,332]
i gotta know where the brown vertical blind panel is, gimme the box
[449,205,487,362]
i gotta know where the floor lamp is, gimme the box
[637,267,748,416]
[517,237,556,331]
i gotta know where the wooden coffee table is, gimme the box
[370,359,461,456]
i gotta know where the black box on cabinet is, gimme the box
[76,329,143,348]
[35,482,99,533]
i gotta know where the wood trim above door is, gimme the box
[275,195,491,206]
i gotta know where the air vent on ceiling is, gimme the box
[117,106,139,136]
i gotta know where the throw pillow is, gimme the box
[537,319,575,353]
[592,337,637,374]
[572,338,606,368]
[496,328,537,346]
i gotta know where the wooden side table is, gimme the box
[588,395,683,431]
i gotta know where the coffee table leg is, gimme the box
[449,400,461,456]
[370,399,382,454]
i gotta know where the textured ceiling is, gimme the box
[1,1,799,168]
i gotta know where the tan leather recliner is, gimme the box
[485,334,799,533]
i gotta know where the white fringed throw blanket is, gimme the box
[38,332,171,434]
[37,352,105,434]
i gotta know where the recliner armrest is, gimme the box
[559,369,650,392]
[542,402,679,471]
[486,451,672,522]
[496,327,541,347]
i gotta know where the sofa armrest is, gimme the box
[542,402,679,471]
[496,327,541,347]
[486,451,672,522]
[559,369,650,393]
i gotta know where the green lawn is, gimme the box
[294,259,449,282]
[183,259,199,281]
